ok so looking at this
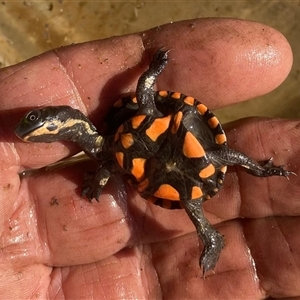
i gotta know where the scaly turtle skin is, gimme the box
[15,49,293,274]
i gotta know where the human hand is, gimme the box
[1,18,299,299]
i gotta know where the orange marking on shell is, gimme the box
[183,131,205,158]
[115,152,124,168]
[191,186,203,199]
[154,184,180,200]
[131,158,146,181]
[208,116,219,129]
[131,115,146,129]
[158,90,168,97]
[120,133,134,149]
[113,99,123,108]
[184,96,195,106]
[171,111,183,134]
[199,164,215,178]
[220,166,227,174]
[132,96,138,103]
[215,133,227,145]
[137,178,149,192]
[171,92,181,99]
[197,103,208,115]
[146,115,171,141]
[114,124,124,141]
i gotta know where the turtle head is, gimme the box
[15,106,104,157]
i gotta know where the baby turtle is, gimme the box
[15,49,293,274]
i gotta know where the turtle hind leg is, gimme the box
[246,158,296,178]
[207,147,295,178]
[182,198,224,275]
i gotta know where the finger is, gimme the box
[152,223,265,299]
[49,247,160,299]
[1,18,292,112]
[55,218,299,299]
[243,217,300,297]
[151,217,300,298]
[143,18,293,108]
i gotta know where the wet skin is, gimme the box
[1,18,300,299]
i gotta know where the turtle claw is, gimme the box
[81,172,102,202]
[199,231,224,276]
[81,169,110,202]
[258,158,296,178]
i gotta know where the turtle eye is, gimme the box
[25,110,41,123]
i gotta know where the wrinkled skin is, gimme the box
[0,18,300,299]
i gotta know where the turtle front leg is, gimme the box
[81,163,112,201]
[182,198,224,275]
[136,48,168,115]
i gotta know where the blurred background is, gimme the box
[0,1,299,122]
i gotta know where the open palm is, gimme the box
[1,19,299,299]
